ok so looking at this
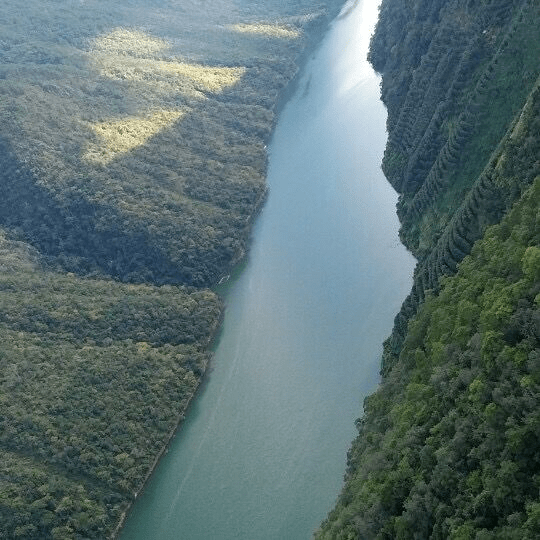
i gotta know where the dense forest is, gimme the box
[0,0,344,538]
[2,0,539,537]
[317,0,540,538]
[0,1,327,287]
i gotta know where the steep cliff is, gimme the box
[317,1,540,538]
[375,0,540,374]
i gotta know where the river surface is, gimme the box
[120,1,415,538]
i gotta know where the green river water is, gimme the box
[120,1,415,538]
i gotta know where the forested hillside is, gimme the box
[0,0,344,537]
[317,0,540,538]
[0,0,338,287]
[0,238,221,537]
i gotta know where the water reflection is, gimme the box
[120,1,415,539]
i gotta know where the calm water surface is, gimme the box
[120,1,415,538]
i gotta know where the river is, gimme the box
[120,1,415,538]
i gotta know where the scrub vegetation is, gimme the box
[0,0,344,537]
[318,0,540,538]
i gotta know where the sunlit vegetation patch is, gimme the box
[149,61,245,93]
[84,109,184,164]
[229,22,301,39]
[92,52,246,94]
[90,28,246,94]
[0,230,222,538]
[91,28,168,58]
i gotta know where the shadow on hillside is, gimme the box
[0,137,187,284]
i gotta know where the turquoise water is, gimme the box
[120,1,415,538]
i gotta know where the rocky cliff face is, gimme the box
[317,1,540,537]
[372,0,540,373]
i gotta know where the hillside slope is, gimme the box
[0,0,340,287]
[317,0,540,538]
[0,0,344,537]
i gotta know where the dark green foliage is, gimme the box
[371,0,539,259]
[317,179,540,540]
[402,0,540,256]
[383,74,540,373]
[319,1,540,538]
[367,0,540,372]
[0,233,222,538]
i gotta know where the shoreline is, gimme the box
[111,4,346,538]
[110,307,224,540]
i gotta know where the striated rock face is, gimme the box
[371,0,540,372]
[317,1,540,538]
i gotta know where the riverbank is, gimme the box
[112,4,347,538]
[110,302,224,539]
[118,1,415,537]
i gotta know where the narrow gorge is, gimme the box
[0,0,538,538]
